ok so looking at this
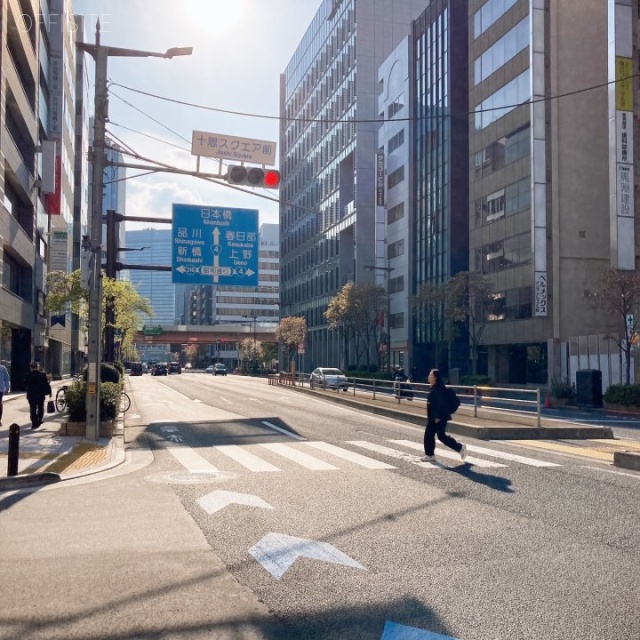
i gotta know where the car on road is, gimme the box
[309,367,349,391]
[130,362,143,376]
[205,365,214,374]
[169,362,182,374]
[213,363,227,376]
[151,362,168,376]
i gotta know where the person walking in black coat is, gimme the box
[421,368,466,462]
[24,362,52,429]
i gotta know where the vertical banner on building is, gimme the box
[609,1,635,269]
[50,230,69,271]
[376,152,385,206]
[46,155,62,214]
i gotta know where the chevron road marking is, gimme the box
[249,532,366,580]
[198,490,274,515]
[390,440,506,468]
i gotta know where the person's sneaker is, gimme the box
[420,455,435,462]
[460,444,467,461]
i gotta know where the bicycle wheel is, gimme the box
[122,392,131,413]
[55,388,67,413]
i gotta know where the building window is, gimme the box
[474,69,531,131]
[388,129,405,154]
[390,312,405,329]
[387,239,404,259]
[473,0,519,38]
[388,275,404,293]
[475,231,531,274]
[474,16,529,85]
[487,286,533,321]
[388,93,405,119]
[388,166,405,189]
[487,190,505,221]
[387,202,405,225]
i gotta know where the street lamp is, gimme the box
[364,262,394,371]
[243,315,258,370]
[78,23,192,439]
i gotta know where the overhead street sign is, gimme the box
[172,204,259,286]
[191,130,276,166]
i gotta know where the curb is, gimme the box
[613,451,640,471]
[0,471,61,491]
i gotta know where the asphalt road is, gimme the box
[122,372,640,639]
[2,372,638,640]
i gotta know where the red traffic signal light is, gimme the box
[226,165,280,189]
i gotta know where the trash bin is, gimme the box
[575,369,603,408]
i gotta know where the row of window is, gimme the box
[474,69,530,131]
[474,0,519,39]
[388,128,405,154]
[486,285,532,321]
[474,176,531,225]
[473,125,530,180]
[474,16,529,85]
[474,231,531,275]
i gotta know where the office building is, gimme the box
[1,0,49,388]
[279,0,430,371]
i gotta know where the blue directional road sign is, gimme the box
[172,204,259,286]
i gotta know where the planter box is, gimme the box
[603,402,640,415]
[60,420,115,437]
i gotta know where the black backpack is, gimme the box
[447,386,461,415]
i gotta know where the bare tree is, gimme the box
[275,316,308,370]
[446,271,494,376]
[590,268,640,384]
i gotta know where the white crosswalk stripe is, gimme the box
[259,442,339,470]
[160,435,561,475]
[215,444,281,472]
[346,441,440,468]
[389,439,506,468]
[304,441,396,469]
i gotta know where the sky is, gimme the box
[71,0,321,231]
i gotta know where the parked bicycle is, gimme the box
[55,377,131,414]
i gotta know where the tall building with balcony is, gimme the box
[0,0,45,389]
[279,0,431,372]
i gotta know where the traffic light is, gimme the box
[226,165,281,189]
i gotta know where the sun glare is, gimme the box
[184,0,246,35]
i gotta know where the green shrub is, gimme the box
[81,363,121,384]
[65,380,123,421]
[604,383,640,406]
[550,377,575,400]
[113,361,125,377]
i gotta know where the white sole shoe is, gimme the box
[420,455,435,462]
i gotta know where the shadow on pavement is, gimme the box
[448,463,515,493]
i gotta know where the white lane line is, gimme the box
[166,445,220,473]
[261,420,306,441]
[305,441,396,469]
[347,441,439,469]
[389,440,506,468]
[215,445,281,472]
[581,465,640,479]
[468,443,560,467]
[259,443,338,470]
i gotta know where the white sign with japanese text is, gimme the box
[191,131,276,166]
[534,271,548,317]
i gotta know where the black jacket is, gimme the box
[24,370,52,402]
[427,383,450,423]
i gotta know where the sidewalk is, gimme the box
[0,380,125,491]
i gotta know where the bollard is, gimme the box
[8,423,20,477]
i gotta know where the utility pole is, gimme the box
[78,24,192,439]
[243,315,258,370]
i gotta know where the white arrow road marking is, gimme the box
[198,490,274,515]
[347,441,440,468]
[305,441,396,469]
[259,443,338,470]
[381,621,459,639]
[215,445,281,472]
[468,443,561,467]
[389,440,506,468]
[166,445,220,473]
[249,532,366,580]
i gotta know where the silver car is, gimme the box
[309,367,349,391]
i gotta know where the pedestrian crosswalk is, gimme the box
[158,433,561,476]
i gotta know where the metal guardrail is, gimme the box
[290,373,542,428]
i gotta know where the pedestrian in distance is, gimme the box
[0,359,10,426]
[421,368,467,463]
[24,361,52,430]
